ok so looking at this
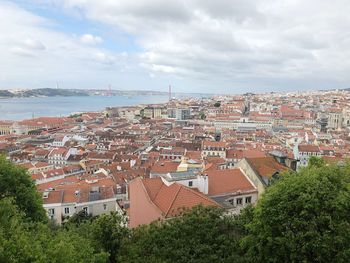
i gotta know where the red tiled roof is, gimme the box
[142,177,219,218]
[49,148,67,156]
[207,168,256,196]
[298,144,321,153]
[203,141,226,148]
[150,161,179,174]
[246,157,289,178]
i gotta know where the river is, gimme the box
[0,95,170,120]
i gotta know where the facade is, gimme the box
[48,148,77,167]
[0,121,12,135]
[202,141,227,158]
[237,157,289,197]
[43,186,119,224]
[176,108,191,120]
[294,144,322,167]
[328,110,342,130]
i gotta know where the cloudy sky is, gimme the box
[1,0,350,93]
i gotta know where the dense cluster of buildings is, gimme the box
[1,89,350,227]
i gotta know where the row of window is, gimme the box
[204,152,224,156]
[48,203,109,216]
[301,152,321,156]
[228,196,252,206]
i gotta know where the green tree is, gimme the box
[119,206,245,263]
[199,112,206,120]
[65,210,93,226]
[90,212,129,263]
[0,198,108,263]
[0,155,46,222]
[242,163,350,263]
[214,101,221,107]
[308,156,325,168]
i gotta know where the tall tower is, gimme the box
[168,85,172,101]
[107,84,112,96]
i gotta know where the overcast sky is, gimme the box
[1,0,350,94]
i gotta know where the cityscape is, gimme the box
[0,88,348,224]
[1,0,350,262]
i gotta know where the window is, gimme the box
[188,181,193,187]
[64,207,70,214]
[236,198,243,205]
[82,206,88,213]
[48,208,55,215]
[103,204,107,210]
[245,196,252,204]
[228,199,234,206]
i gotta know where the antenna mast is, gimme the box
[169,85,172,101]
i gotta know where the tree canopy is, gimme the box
[0,155,46,222]
[119,206,245,263]
[214,101,221,107]
[242,162,350,263]
[0,198,108,263]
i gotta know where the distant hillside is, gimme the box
[0,88,212,98]
[21,88,89,97]
[0,88,89,98]
[0,90,15,97]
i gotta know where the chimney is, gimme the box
[197,173,209,195]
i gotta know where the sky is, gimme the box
[1,0,350,94]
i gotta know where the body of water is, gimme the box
[0,95,169,120]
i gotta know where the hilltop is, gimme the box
[0,88,89,98]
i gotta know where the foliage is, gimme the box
[119,206,245,263]
[0,155,47,222]
[69,113,83,118]
[65,210,93,226]
[65,211,129,263]
[242,163,350,263]
[90,212,129,263]
[199,111,206,120]
[214,101,221,107]
[0,198,108,263]
[308,156,325,168]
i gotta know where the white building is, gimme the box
[43,186,121,224]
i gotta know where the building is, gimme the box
[48,148,77,167]
[327,109,342,130]
[0,121,12,135]
[237,157,290,197]
[294,144,323,168]
[128,177,219,228]
[202,141,227,158]
[42,186,119,224]
[176,108,191,120]
[205,168,258,214]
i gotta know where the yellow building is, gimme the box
[0,121,12,135]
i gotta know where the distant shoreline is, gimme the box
[0,88,213,99]
[0,95,171,121]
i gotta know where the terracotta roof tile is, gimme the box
[150,161,179,174]
[141,177,219,218]
[207,168,256,196]
[246,157,289,178]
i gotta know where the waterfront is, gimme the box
[0,95,169,120]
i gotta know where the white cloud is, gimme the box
[23,38,46,50]
[3,0,350,92]
[80,34,103,45]
[0,1,129,89]
[52,0,350,91]
[10,47,36,57]
[93,51,114,64]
